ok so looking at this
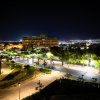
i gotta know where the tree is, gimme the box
[24,65,30,72]
[0,58,2,74]
[6,56,12,62]
[46,52,55,65]
[94,58,100,73]
[37,55,43,65]
[0,55,4,74]
[7,61,22,71]
[50,46,65,66]
[59,46,66,66]
[27,45,33,51]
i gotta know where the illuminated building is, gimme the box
[22,33,58,49]
[5,42,23,50]
[0,44,4,50]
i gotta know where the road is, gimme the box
[15,58,100,83]
[53,66,100,83]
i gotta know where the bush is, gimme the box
[39,68,51,74]
[24,65,30,71]
[27,66,36,74]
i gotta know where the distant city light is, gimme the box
[19,39,22,42]
[59,41,66,44]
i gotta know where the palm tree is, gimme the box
[46,52,54,65]
[50,46,65,66]
[60,47,65,66]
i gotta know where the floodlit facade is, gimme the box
[5,43,23,50]
[0,42,23,50]
[0,44,4,50]
[22,33,58,49]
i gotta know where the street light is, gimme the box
[18,83,21,100]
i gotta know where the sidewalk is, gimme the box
[63,63,99,74]
[0,70,65,100]
[34,59,99,75]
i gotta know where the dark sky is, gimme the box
[0,1,100,41]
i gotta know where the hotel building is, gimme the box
[22,33,58,49]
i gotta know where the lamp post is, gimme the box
[18,83,21,100]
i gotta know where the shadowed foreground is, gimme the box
[23,79,100,100]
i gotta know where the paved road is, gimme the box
[53,66,100,83]
[15,58,100,83]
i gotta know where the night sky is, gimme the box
[0,1,100,41]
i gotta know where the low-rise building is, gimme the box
[5,42,23,50]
